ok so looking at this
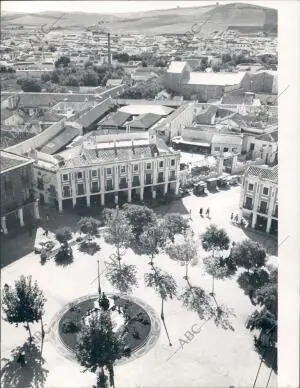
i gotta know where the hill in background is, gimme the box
[1,3,277,35]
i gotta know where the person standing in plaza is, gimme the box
[199,208,203,217]
[206,208,210,218]
[231,213,234,222]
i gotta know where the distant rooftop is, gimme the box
[246,165,278,183]
[187,72,246,86]
[167,61,188,74]
[1,150,33,173]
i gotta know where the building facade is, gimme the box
[1,151,40,234]
[239,164,278,235]
[34,133,181,213]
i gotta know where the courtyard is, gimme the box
[1,185,277,388]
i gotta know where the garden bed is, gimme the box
[58,296,151,353]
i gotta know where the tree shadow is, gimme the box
[241,228,278,256]
[255,343,277,373]
[1,339,49,388]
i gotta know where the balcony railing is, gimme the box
[90,186,99,194]
[243,203,253,210]
[145,178,152,185]
[258,207,268,215]
[106,185,114,191]
[119,181,128,189]
[132,178,140,187]
[157,176,164,183]
[169,174,177,181]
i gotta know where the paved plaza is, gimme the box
[1,186,277,388]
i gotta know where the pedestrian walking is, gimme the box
[230,213,234,222]
[206,208,210,217]
[234,214,239,223]
[199,208,203,216]
[189,209,192,220]
[45,229,49,237]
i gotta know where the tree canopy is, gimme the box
[122,204,157,240]
[231,240,267,270]
[144,267,177,301]
[75,311,128,386]
[2,276,46,340]
[104,209,133,255]
[18,78,42,92]
[201,224,230,253]
[162,213,189,242]
[78,217,100,240]
[56,227,72,245]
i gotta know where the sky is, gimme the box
[2,0,281,14]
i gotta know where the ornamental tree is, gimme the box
[162,213,189,242]
[75,311,129,388]
[201,225,231,295]
[105,260,138,294]
[180,285,213,321]
[104,208,134,267]
[2,276,46,342]
[237,268,270,296]
[230,240,267,271]
[78,217,101,240]
[255,267,277,315]
[122,204,157,241]
[144,266,177,346]
[55,227,72,246]
[202,254,237,295]
[165,238,198,279]
[246,308,277,347]
[139,221,169,265]
[201,224,230,254]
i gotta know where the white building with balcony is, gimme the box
[34,132,180,212]
[239,164,278,235]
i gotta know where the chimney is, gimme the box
[107,33,111,66]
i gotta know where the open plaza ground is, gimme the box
[1,185,278,388]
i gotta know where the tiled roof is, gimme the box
[100,111,132,128]
[129,113,161,130]
[77,99,115,129]
[57,143,165,168]
[221,88,254,105]
[39,126,79,154]
[246,165,278,183]
[195,105,218,124]
[17,93,97,108]
[1,151,33,172]
[84,144,156,164]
